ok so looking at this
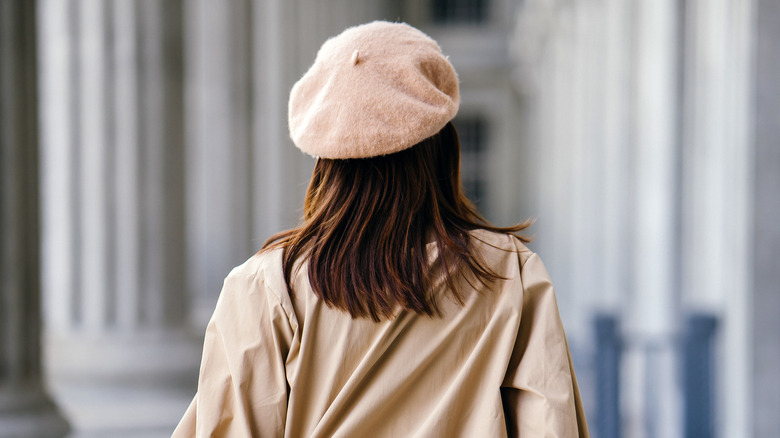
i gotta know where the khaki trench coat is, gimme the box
[173,230,589,437]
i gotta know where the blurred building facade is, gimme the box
[513,1,780,437]
[0,0,775,436]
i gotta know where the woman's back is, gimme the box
[174,230,587,437]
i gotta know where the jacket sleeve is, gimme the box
[501,252,590,438]
[172,267,294,438]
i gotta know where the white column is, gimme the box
[601,0,633,314]
[719,1,754,435]
[41,0,197,379]
[39,1,199,433]
[113,0,141,330]
[184,0,256,326]
[542,6,576,310]
[39,0,77,331]
[567,0,606,342]
[78,0,111,331]
[680,0,754,436]
[511,0,579,319]
[624,0,682,437]
[0,1,71,436]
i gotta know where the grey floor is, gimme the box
[50,381,192,438]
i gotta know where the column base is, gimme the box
[45,330,201,385]
[0,387,70,438]
[44,330,201,436]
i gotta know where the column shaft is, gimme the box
[626,1,683,436]
[0,0,70,436]
[41,0,195,378]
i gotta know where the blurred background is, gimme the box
[1,0,778,437]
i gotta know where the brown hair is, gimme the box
[262,122,530,321]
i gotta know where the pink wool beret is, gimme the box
[288,21,460,159]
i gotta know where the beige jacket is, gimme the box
[173,230,589,437]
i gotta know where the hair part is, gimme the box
[262,122,530,321]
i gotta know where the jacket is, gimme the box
[173,229,589,437]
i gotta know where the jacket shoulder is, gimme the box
[469,229,535,267]
[221,247,291,303]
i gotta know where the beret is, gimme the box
[288,21,460,159]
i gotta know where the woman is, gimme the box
[174,21,589,437]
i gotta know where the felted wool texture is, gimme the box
[288,21,460,159]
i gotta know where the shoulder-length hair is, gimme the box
[262,122,530,321]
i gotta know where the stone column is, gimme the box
[0,1,71,436]
[623,1,683,437]
[41,0,196,377]
[679,0,754,435]
[184,0,259,326]
[566,0,606,343]
[600,0,633,319]
[38,0,199,433]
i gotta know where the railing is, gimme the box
[593,313,718,438]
